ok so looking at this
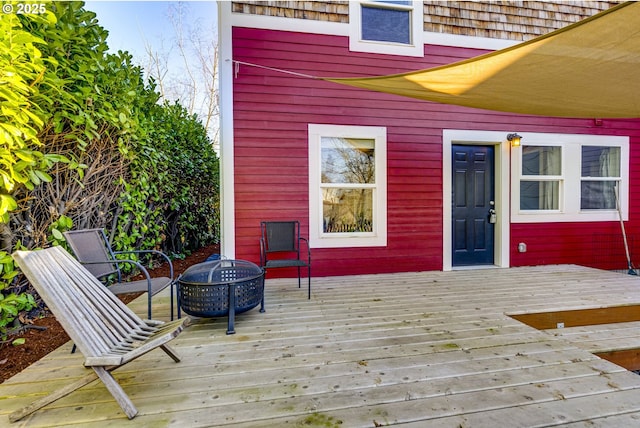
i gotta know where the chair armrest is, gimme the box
[298,237,311,264]
[113,250,174,280]
[80,259,154,294]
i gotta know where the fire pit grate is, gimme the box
[177,259,264,334]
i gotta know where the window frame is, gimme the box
[349,1,424,57]
[518,144,564,212]
[580,145,622,211]
[511,133,629,223]
[308,124,387,248]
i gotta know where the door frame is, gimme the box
[443,130,510,271]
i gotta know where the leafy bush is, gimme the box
[0,6,60,334]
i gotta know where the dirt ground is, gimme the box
[0,244,219,384]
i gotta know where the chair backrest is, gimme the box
[63,228,118,279]
[12,246,147,359]
[261,221,299,253]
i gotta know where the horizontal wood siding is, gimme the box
[511,222,635,270]
[232,27,640,277]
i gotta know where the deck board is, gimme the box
[3,265,640,426]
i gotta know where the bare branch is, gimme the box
[141,2,219,145]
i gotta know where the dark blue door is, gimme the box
[452,145,495,266]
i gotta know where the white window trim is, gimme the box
[511,133,629,223]
[308,124,387,248]
[230,11,516,51]
[349,1,424,57]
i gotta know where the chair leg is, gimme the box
[160,344,182,363]
[297,266,301,288]
[94,366,138,419]
[170,281,174,321]
[9,371,99,422]
[308,265,311,299]
[147,292,152,320]
[177,282,182,319]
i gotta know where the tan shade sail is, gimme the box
[324,2,640,118]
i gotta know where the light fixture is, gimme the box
[507,133,522,147]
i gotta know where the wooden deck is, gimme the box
[4,265,640,427]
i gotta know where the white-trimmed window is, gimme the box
[511,133,629,223]
[308,124,387,248]
[349,1,424,57]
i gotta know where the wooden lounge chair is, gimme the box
[9,246,188,422]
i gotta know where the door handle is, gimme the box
[488,200,496,224]
[488,209,497,224]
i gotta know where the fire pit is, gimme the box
[177,259,265,334]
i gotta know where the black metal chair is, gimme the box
[63,228,175,320]
[260,221,311,299]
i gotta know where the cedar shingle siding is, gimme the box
[232,1,622,41]
[231,1,349,23]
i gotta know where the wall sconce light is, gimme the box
[507,133,522,147]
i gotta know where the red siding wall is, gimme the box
[232,27,640,276]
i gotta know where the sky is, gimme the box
[85,1,217,61]
[84,1,219,139]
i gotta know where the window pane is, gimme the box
[522,146,561,176]
[581,146,620,177]
[323,188,373,233]
[361,5,411,44]
[321,137,375,184]
[581,181,617,209]
[520,181,559,210]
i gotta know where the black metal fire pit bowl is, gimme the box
[177,259,265,334]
